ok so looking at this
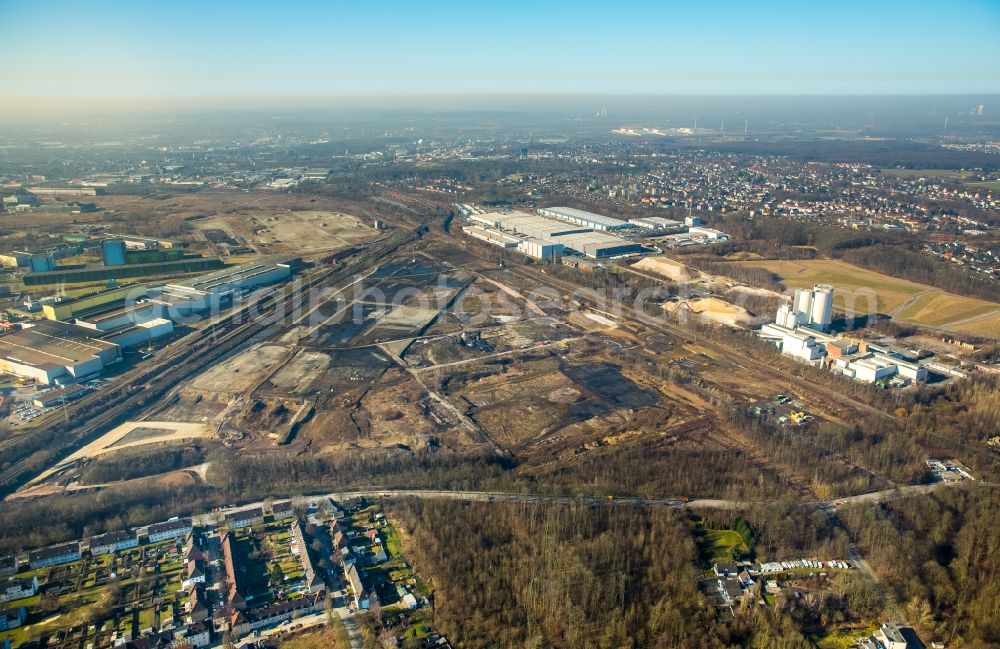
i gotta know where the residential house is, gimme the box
[230,595,321,637]
[180,621,210,648]
[220,531,247,611]
[422,635,454,649]
[344,563,373,609]
[89,529,139,556]
[1,576,38,603]
[0,606,26,631]
[0,556,19,578]
[713,562,739,576]
[862,622,921,649]
[147,519,193,543]
[270,501,295,520]
[122,629,188,649]
[330,524,346,550]
[224,508,263,529]
[29,541,81,567]
[186,586,209,624]
[290,521,326,595]
[716,576,744,605]
[184,534,205,563]
[397,586,418,610]
[185,560,206,587]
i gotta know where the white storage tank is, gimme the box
[810,284,833,331]
[793,288,812,323]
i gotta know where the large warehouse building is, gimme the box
[0,320,121,384]
[549,231,644,259]
[43,284,149,322]
[101,318,174,349]
[465,211,645,259]
[148,285,221,319]
[493,212,592,239]
[75,302,163,332]
[517,238,563,260]
[173,257,295,295]
[537,207,631,231]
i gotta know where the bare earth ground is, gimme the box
[190,209,374,254]
[29,421,212,485]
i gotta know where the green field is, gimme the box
[810,624,878,649]
[965,180,1000,190]
[692,515,752,568]
[702,529,748,564]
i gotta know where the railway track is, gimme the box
[0,227,421,495]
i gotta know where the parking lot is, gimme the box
[748,394,817,428]
[3,378,103,428]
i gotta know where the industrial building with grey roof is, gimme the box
[549,231,645,258]
[0,320,120,384]
[172,255,296,294]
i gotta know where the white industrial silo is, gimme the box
[810,284,834,330]
[793,288,812,325]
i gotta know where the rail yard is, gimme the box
[0,226,422,496]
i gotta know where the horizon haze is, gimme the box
[0,0,998,114]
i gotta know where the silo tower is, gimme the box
[810,284,834,331]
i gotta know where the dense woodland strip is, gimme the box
[840,487,1000,647]
[79,446,207,484]
[390,498,816,649]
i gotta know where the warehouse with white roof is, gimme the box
[494,213,591,239]
[537,207,631,231]
[463,209,646,260]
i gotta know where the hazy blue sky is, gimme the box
[0,0,998,107]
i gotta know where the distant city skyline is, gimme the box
[0,0,998,110]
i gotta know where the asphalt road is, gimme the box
[188,481,969,528]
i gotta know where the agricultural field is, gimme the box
[949,311,1000,337]
[877,168,972,180]
[893,291,1000,329]
[732,259,927,314]
[730,258,1000,333]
